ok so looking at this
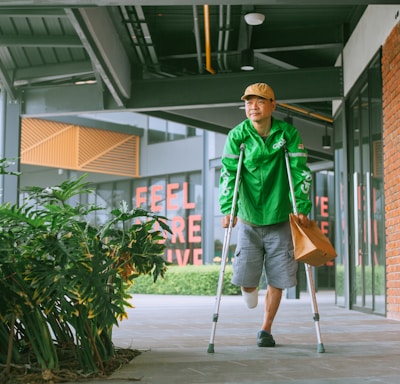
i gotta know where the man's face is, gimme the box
[244,96,276,123]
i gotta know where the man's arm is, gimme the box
[285,127,313,217]
[219,132,243,222]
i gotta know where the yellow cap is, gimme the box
[241,83,275,101]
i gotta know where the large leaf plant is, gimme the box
[0,159,171,381]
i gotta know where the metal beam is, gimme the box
[0,35,82,48]
[0,58,16,101]
[0,1,396,6]
[126,67,343,110]
[77,7,132,99]
[21,67,343,116]
[254,53,298,70]
[0,8,66,16]
[14,61,94,86]
[1,93,21,204]
[65,8,130,106]
[307,149,333,162]
[162,41,343,61]
[256,43,343,54]
[145,111,230,135]
[21,83,112,116]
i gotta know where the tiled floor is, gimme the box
[67,290,400,384]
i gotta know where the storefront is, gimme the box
[334,52,385,314]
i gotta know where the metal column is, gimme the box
[0,91,21,205]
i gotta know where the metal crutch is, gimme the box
[284,146,325,353]
[207,143,245,354]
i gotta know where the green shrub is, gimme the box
[0,160,170,379]
[335,264,385,296]
[132,264,241,296]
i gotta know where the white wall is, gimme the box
[333,5,400,114]
[19,165,126,188]
[140,135,203,177]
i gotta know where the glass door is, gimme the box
[347,54,385,314]
[334,106,349,308]
[350,86,373,310]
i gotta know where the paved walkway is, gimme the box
[71,291,400,384]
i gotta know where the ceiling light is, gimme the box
[240,48,254,71]
[322,135,331,149]
[74,80,97,85]
[244,13,265,26]
[322,125,331,149]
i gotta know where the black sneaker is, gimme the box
[257,330,276,347]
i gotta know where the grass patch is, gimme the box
[131,264,241,296]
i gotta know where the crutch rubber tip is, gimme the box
[318,343,325,353]
[207,344,215,353]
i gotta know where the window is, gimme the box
[167,121,186,141]
[148,117,167,144]
[147,117,202,144]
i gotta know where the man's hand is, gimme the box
[298,213,310,227]
[222,214,237,228]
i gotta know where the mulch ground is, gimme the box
[0,348,141,383]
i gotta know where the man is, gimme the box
[219,82,312,347]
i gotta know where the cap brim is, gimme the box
[241,93,267,101]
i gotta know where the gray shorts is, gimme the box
[231,220,297,289]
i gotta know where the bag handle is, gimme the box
[283,145,298,216]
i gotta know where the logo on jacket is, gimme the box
[301,170,312,194]
[272,138,286,150]
[220,167,231,196]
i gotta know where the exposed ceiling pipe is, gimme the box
[223,5,231,71]
[203,4,215,74]
[279,103,333,124]
[217,5,224,71]
[192,5,204,74]
[217,5,231,72]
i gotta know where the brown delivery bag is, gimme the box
[289,213,337,267]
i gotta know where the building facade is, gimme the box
[2,5,400,319]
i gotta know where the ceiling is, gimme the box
[0,1,387,163]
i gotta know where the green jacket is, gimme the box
[219,117,312,226]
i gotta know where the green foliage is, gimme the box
[0,161,171,379]
[335,264,385,296]
[132,265,241,296]
[0,158,20,176]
